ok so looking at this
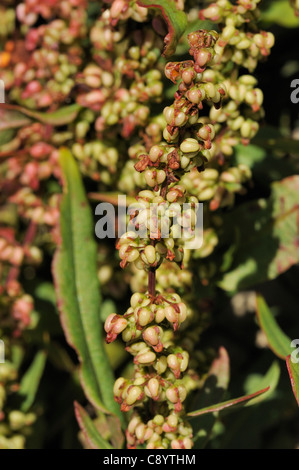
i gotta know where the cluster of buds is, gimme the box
[117,187,199,270]
[104,29,226,449]
[182,164,252,210]
[0,359,37,449]
[130,256,193,297]
[126,411,193,449]
[199,0,275,72]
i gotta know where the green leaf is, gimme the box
[0,108,32,132]
[74,402,113,449]
[243,361,281,406]
[0,108,31,149]
[1,103,81,126]
[190,346,230,448]
[137,0,187,57]
[261,0,299,28]
[286,355,299,406]
[188,386,270,418]
[19,351,47,412]
[52,148,124,425]
[218,176,299,292]
[255,294,292,360]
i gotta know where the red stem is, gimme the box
[148,267,156,299]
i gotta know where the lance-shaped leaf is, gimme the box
[286,355,299,406]
[52,148,124,425]
[218,176,299,292]
[255,294,292,359]
[74,402,113,450]
[18,350,47,412]
[137,0,187,57]
[188,386,270,418]
[190,346,230,448]
[1,103,81,126]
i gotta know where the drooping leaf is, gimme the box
[255,294,292,360]
[218,176,299,292]
[286,355,299,406]
[137,0,187,57]
[74,402,113,450]
[188,386,270,418]
[52,148,124,425]
[19,351,47,412]
[1,103,81,126]
[190,346,230,448]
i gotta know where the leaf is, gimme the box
[52,148,124,425]
[94,412,125,449]
[218,176,299,292]
[19,351,47,412]
[255,296,299,408]
[243,361,280,407]
[0,108,32,148]
[0,108,32,132]
[286,355,299,406]
[137,0,187,57]
[261,0,299,28]
[188,386,270,418]
[1,103,81,126]
[255,294,292,360]
[190,346,230,448]
[74,402,113,449]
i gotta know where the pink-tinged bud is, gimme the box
[162,414,178,433]
[143,427,154,441]
[30,142,53,159]
[110,0,129,22]
[154,355,167,375]
[134,350,156,365]
[145,378,160,400]
[182,438,193,449]
[125,386,143,406]
[128,415,141,435]
[167,354,180,378]
[11,247,24,266]
[113,377,127,400]
[142,326,163,352]
[195,49,211,68]
[135,422,146,441]
[166,387,179,404]
[166,385,187,412]
[135,307,153,329]
[11,296,33,327]
[178,302,187,323]
[6,280,21,298]
[182,69,195,85]
[104,314,128,343]
[171,439,183,449]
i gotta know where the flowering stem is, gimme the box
[148,267,156,298]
